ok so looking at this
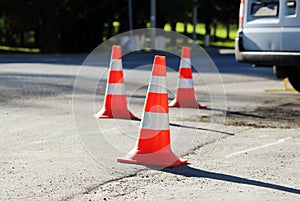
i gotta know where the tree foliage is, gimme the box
[0,0,239,52]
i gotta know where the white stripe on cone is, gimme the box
[106,83,126,95]
[178,78,194,88]
[110,59,123,70]
[148,76,168,94]
[180,58,191,68]
[141,112,169,130]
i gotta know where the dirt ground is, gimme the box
[223,102,300,129]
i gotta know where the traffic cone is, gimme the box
[169,46,207,108]
[117,56,188,168]
[95,45,138,120]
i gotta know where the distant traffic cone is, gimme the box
[169,46,207,108]
[95,45,138,119]
[117,56,187,168]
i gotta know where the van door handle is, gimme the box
[287,0,296,8]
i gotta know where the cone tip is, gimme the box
[152,56,166,76]
[182,46,190,58]
[112,45,122,59]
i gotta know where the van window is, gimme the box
[251,0,279,17]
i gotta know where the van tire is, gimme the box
[274,66,288,79]
[287,67,300,93]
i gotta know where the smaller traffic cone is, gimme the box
[117,56,187,168]
[169,46,207,108]
[95,45,138,120]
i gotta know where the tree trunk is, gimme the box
[204,19,211,47]
[34,27,40,48]
[41,0,57,53]
[226,22,230,40]
[170,21,176,46]
[20,31,25,47]
[205,20,211,36]
[184,23,188,35]
[107,20,114,39]
[170,21,176,31]
[213,22,217,41]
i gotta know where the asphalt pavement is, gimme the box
[0,49,299,200]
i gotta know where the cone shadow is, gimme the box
[131,119,234,136]
[203,107,265,119]
[169,122,235,136]
[163,165,300,195]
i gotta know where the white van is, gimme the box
[235,0,300,92]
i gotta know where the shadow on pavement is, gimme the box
[130,118,234,136]
[163,165,300,195]
[0,54,88,66]
[169,122,235,136]
[204,107,266,119]
[0,52,274,79]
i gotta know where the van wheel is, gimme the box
[274,66,288,79]
[287,67,300,93]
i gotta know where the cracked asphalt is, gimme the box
[1,52,299,200]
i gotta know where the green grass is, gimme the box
[0,45,40,53]
[164,22,238,48]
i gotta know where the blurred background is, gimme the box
[0,0,240,53]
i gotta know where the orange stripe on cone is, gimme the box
[107,70,124,83]
[111,45,122,60]
[152,56,167,76]
[169,46,207,108]
[179,68,192,79]
[144,92,169,113]
[95,45,138,120]
[117,56,187,168]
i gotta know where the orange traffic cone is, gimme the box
[169,46,207,108]
[95,45,138,120]
[117,56,187,168]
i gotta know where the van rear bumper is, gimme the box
[235,37,300,67]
